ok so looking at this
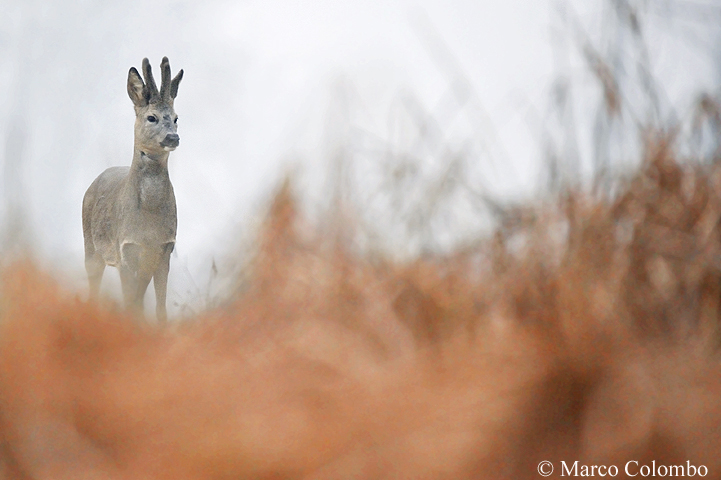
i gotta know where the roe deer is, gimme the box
[82,57,183,322]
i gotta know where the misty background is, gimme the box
[1,0,719,316]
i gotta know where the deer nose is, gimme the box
[160,133,180,149]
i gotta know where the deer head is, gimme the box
[127,57,184,156]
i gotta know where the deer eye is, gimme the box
[147,115,157,123]
[174,117,178,124]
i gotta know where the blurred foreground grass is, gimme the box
[3,1,721,478]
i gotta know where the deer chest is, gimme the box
[139,175,175,213]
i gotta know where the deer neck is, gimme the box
[128,147,174,212]
[131,146,170,173]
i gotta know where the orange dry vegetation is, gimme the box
[2,140,721,479]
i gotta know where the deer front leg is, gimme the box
[85,252,105,301]
[120,242,153,317]
[120,262,153,317]
[119,264,139,313]
[153,243,174,323]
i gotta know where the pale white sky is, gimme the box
[1,0,718,313]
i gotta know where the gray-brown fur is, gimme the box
[82,57,183,322]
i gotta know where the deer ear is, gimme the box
[170,69,183,99]
[127,67,148,107]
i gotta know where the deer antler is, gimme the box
[142,58,160,104]
[159,57,184,102]
[159,57,172,102]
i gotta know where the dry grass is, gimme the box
[2,134,721,479]
[3,4,721,477]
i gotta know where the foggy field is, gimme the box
[3,0,721,478]
[4,137,721,477]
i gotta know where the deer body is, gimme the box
[82,57,183,322]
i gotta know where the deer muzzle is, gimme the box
[160,133,180,150]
